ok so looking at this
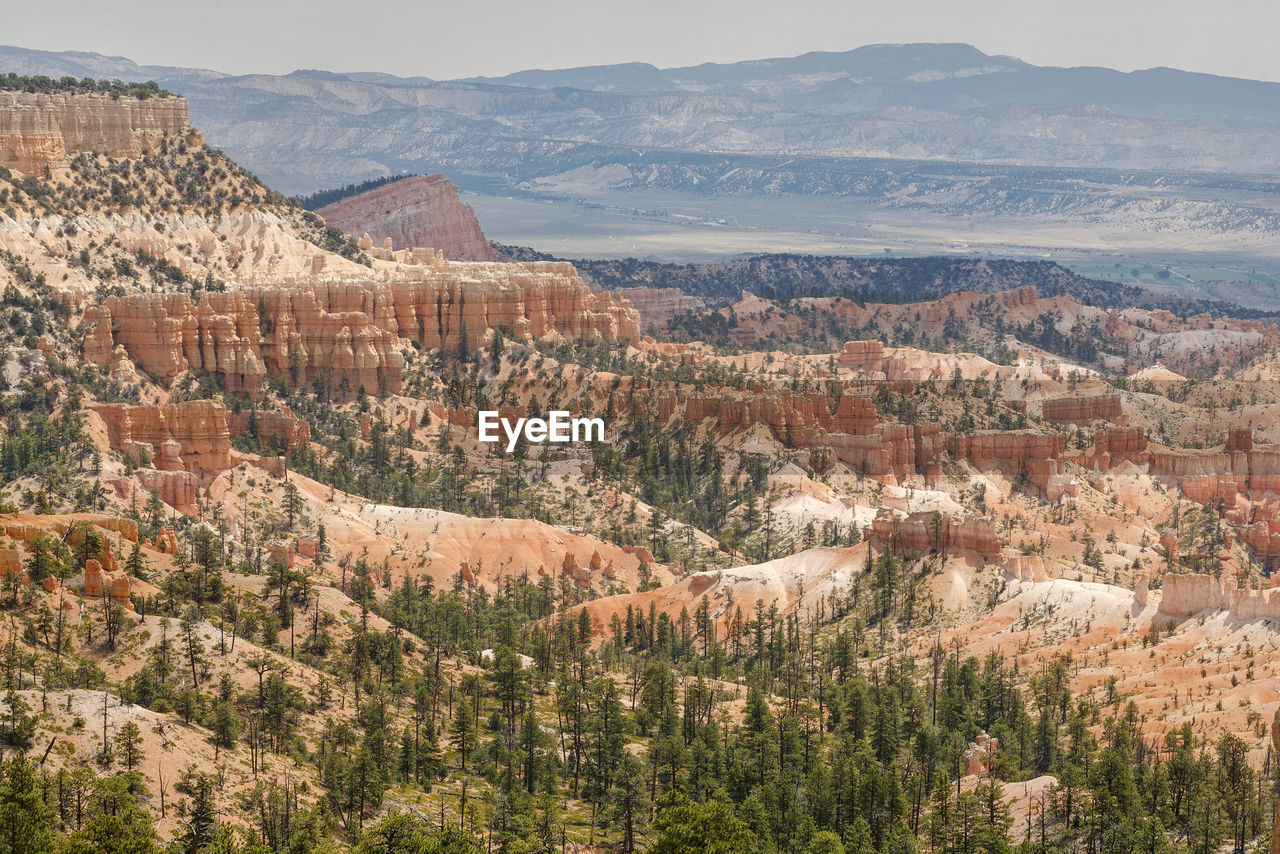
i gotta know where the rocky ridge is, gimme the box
[81,261,639,399]
[316,174,499,262]
[0,89,188,174]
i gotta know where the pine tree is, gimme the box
[0,755,56,853]
[451,693,476,772]
[114,720,143,772]
[210,699,239,761]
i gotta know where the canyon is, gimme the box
[4,77,1280,853]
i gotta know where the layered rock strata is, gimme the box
[1159,573,1280,622]
[869,508,1001,557]
[226,410,311,453]
[1041,394,1123,425]
[630,384,1071,498]
[89,400,232,475]
[316,175,499,262]
[612,287,706,328]
[0,90,189,174]
[134,469,198,513]
[1081,427,1280,505]
[82,266,639,399]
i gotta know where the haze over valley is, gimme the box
[6,42,1280,300]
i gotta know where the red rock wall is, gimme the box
[946,431,1070,498]
[625,383,1071,495]
[612,287,706,328]
[85,265,639,399]
[1226,428,1253,452]
[89,400,232,475]
[317,175,499,262]
[226,410,311,453]
[1093,426,1148,459]
[134,469,198,512]
[1159,572,1280,621]
[869,509,1001,556]
[1042,394,1123,425]
[838,340,886,370]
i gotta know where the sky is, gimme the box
[5,0,1280,82]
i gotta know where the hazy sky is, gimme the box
[6,0,1280,82]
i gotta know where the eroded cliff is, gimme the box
[316,174,499,262]
[0,90,188,174]
[82,262,640,399]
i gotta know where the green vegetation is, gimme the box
[3,522,1263,853]
[0,73,171,99]
[298,173,420,211]
[0,135,368,267]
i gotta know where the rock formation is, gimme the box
[316,175,499,262]
[836,339,1002,384]
[837,340,886,370]
[135,469,199,513]
[1085,427,1148,467]
[0,514,139,611]
[627,384,1070,497]
[1002,554,1051,582]
[1080,426,1280,509]
[674,387,881,444]
[226,409,311,453]
[1041,394,1123,425]
[152,526,179,554]
[869,508,1001,557]
[89,400,232,475]
[267,542,295,568]
[83,265,639,399]
[0,90,189,174]
[947,431,1073,500]
[83,558,132,609]
[0,549,20,579]
[1158,572,1280,622]
[612,287,706,328]
[1,514,138,548]
[963,733,999,776]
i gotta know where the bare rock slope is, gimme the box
[317,174,499,262]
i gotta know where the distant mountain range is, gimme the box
[6,43,1280,190]
[469,43,1280,122]
[4,42,1280,275]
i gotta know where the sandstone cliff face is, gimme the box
[675,387,881,443]
[83,558,132,609]
[1041,394,1123,425]
[1159,573,1280,622]
[869,508,1000,556]
[316,175,498,262]
[945,431,1072,499]
[1081,427,1280,507]
[226,410,311,453]
[0,513,137,609]
[837,339,1002,384]
[0,91,188,174]
[89,400,232,475]
[83,263,639,399]
[1090,427,1148,462]
[634,383,1070,498]
[134,469,198,513]
[612,287,706,329]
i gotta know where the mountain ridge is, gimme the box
[6,41,1280,277]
